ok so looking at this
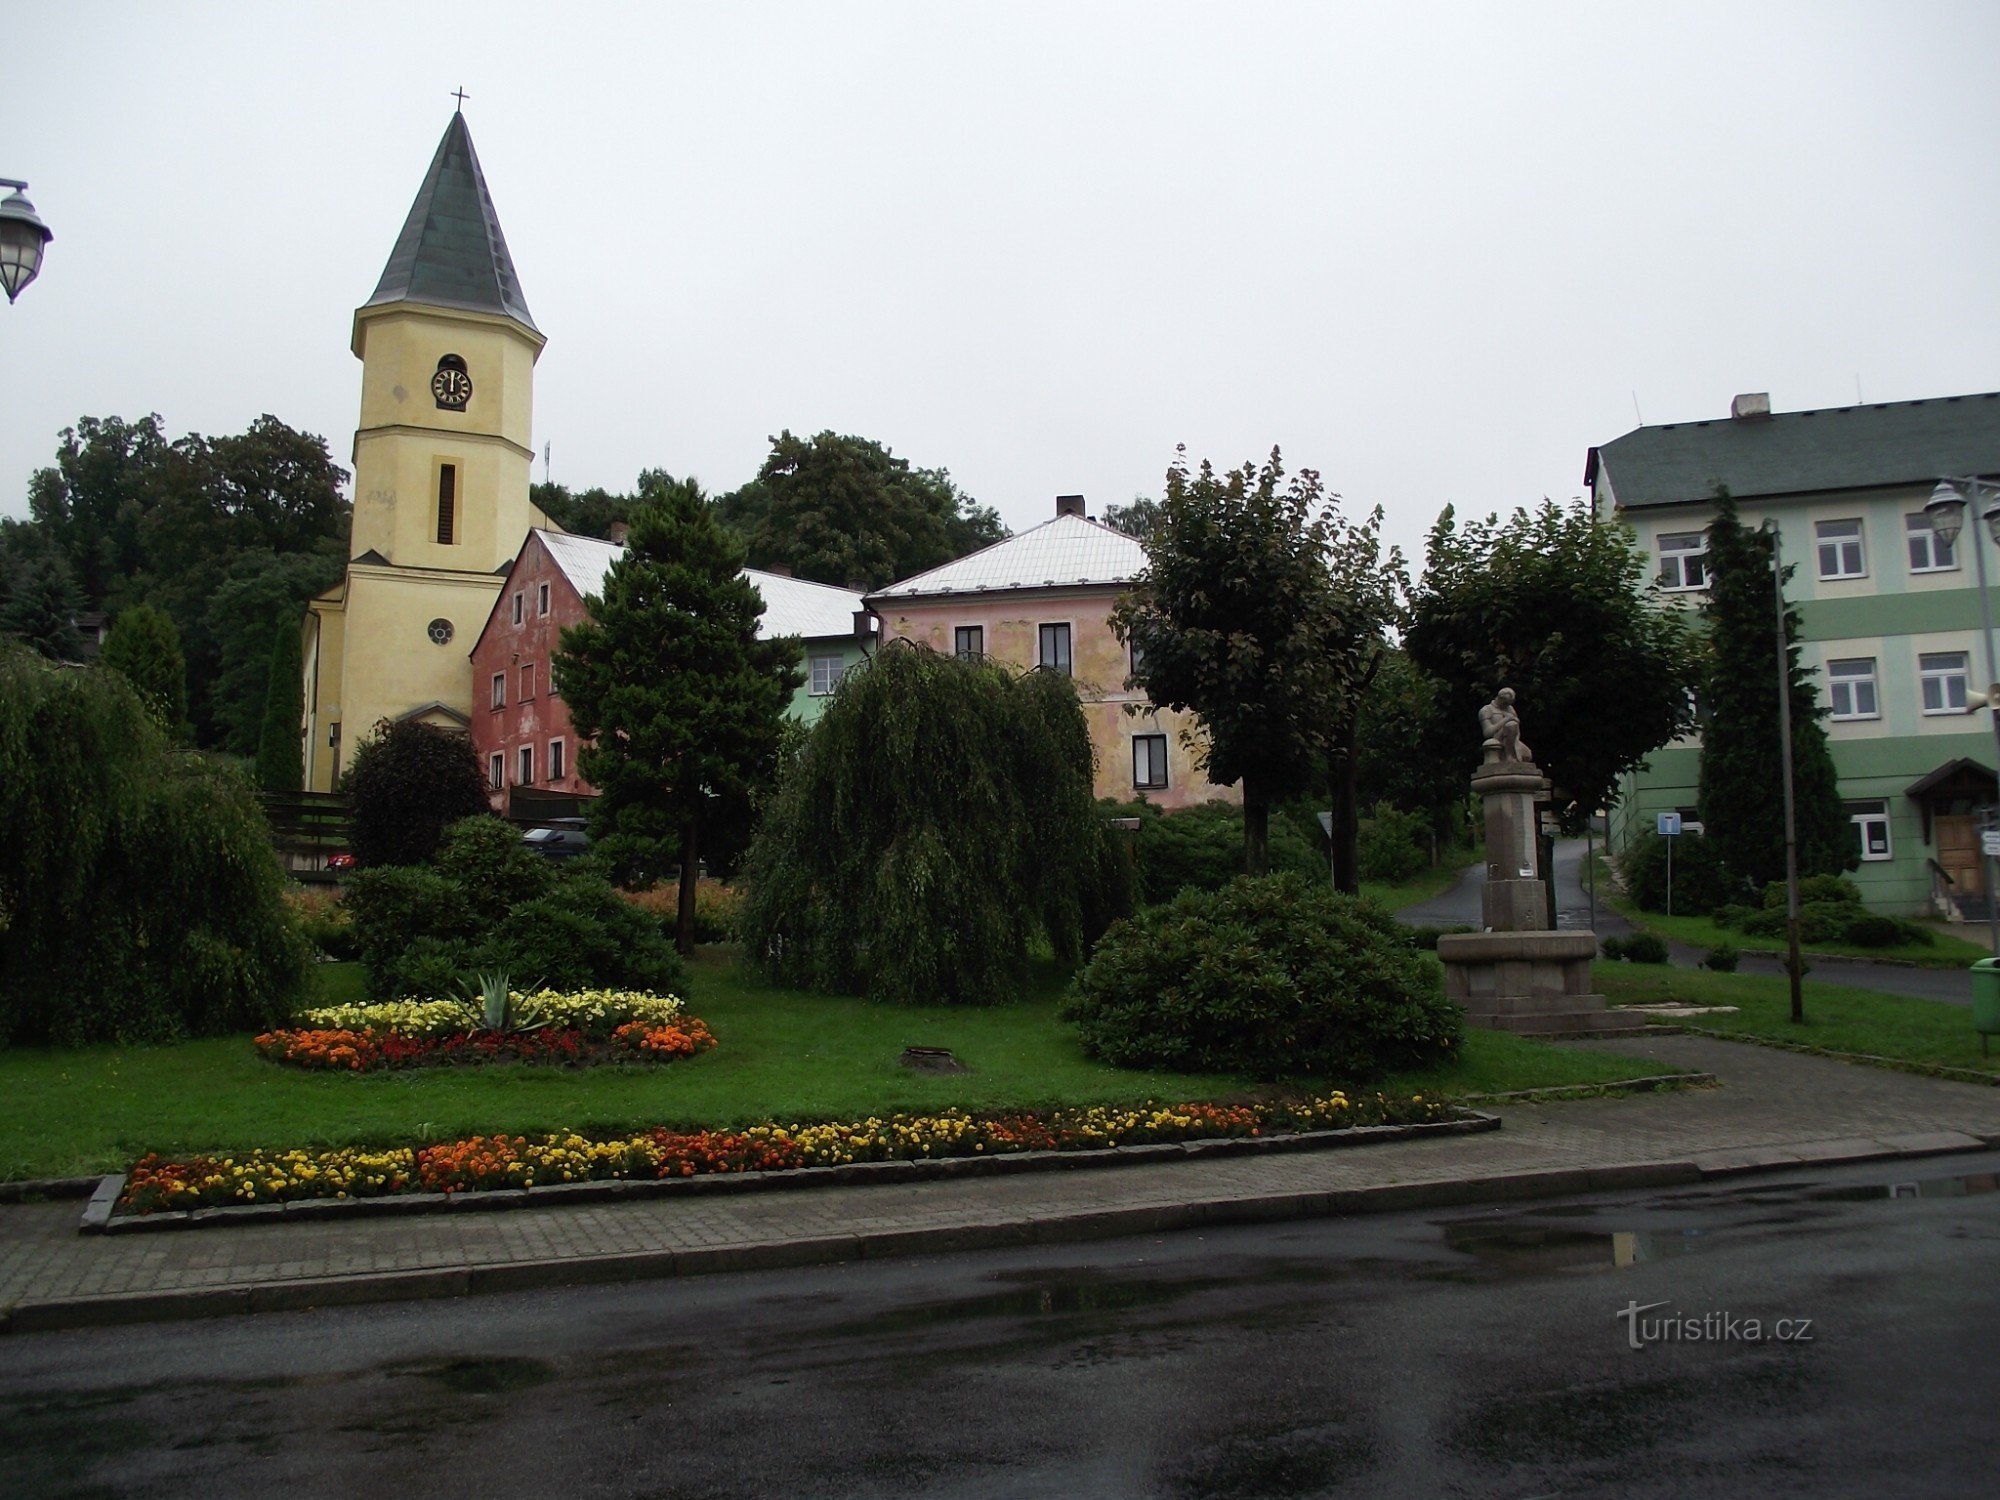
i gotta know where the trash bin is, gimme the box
[1972,959,2000,1055]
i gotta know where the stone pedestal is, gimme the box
[1437,749,1645,1038]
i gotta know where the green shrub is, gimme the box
[1062,873,1461,1080]
[1702,942,1740,972]
[1710,903,1754,931]
[340,718,491,868]
[285,886,358,961]
[1617,830,1740,915]
[379,935,479,1002]
[0,644,308,1044]
[342,865,481,992]
[1104,798,1325,905]
[1356,804,1429,883]
[1403,922,1475,951]
[1622,932,1670,964]
[1764,875,1863,909]
[433,815,555,909]
[480,876,685,994]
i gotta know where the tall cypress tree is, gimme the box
[1696,495,1854,891]
[554,478,803,954]
[255,614,305,792]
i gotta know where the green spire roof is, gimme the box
[362,113,537,332]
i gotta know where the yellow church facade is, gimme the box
[303,114,552,790]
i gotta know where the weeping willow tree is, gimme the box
[0,642,309,1044]
[738,640,1129,1005]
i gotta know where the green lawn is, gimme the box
[1597,882,1985,969]
[1361,842,1483,911]
[1596,961,2000,1077]
[0,951,1669,1181]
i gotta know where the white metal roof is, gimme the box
[869,514,1145,600]
[532,529,864,641]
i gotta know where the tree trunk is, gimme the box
[1243,781,1270,877]
[675,811,701,957]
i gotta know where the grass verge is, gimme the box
[1599,892,1984,969]
[0,951,1670,1181]
[1361,842,1483,911]
[1596,961,2000,1079]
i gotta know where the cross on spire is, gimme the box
[451,86,470,113]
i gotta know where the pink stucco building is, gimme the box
[866,496,1237,810]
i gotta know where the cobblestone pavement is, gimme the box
[4,1035,1998,1331]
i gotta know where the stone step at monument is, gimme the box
[1483,1008,1652,1037]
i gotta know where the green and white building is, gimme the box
[1588,390,2000,916]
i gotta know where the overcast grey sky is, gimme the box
[5,2,1998,569]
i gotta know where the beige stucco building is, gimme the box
[302,113,552,790]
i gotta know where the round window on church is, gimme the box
[426,618,454,646]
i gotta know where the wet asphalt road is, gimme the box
[1397,839,1977,1007]
[7,1152,1998,1498]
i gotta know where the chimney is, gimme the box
[1730,393,1772,421]
[1055,494,1086,518]
[606,521,631,545]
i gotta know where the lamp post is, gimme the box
[1759,520,1805,1023]
[0,179,53,303]
[1925,478,2000,953]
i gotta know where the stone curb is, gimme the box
[1458,1071,1716,1104]
[85,1112,1502,1236]
[7,1130,1993,1336]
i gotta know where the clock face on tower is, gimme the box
[431,354,472,411]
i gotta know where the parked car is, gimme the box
[326,851,360,872]
[521,818,591,860]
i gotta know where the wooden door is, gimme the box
[1937,814,1986,897]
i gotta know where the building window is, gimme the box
[436,463,458,546]
[1133,734,1169,791]
[809,653,845,696]
[518,745,534,785]
[549,738,565,782]
[488,752,504,790]
[1038,622,1073,676]
[490,672,506,710]
[511,592,524,626]
[1826,658,1879,720]
[1920,651,1970,714]
[521,662,535,700]
[1656,532,1708,591]
[1129,640,1147,680]
[1848,800,1892,861]
[537,582,551,616]
[1907,513,1958,573]
[1816,519,1865,580]
[953,625,983,660]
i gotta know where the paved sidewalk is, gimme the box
[5,1035,1999,1334]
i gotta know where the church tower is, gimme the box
[303,113,551,791]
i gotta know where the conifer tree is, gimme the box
[255,614,304,792]
[554,478,803,953]
[1696,495,1855,891]
[98,603,188,736]
[0,551,87,661]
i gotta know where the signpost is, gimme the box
[1656,811,1682,916]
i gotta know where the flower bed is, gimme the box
[119,1090,1448,1215]
[254,988,714,1072]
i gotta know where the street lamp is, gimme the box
[1925,477,2000,952]
[0,179,53,303]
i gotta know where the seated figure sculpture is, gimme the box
[1479,686,1530,764]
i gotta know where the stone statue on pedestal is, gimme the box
[1479,687,1529,764]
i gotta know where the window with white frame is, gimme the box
[1847,800,1892,861]
[1906,513,1958,573]
[1656,532,1708,590]
[1826,658,1879,720]
[953,625,983,660]
[1038,622,1073,676]
[518,744,534,785]
[537,582,551,616]
[809,653,844,696]
[1133,733,1169,791]
[488,752,504,789]
[1920,651,1970,714]
[1816,519,1865,580]
[511,592,524,626]
[548,738,565,782]
[1129,640,1147,680]
[490,672,506,710]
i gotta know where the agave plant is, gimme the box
[457,970,549,1035]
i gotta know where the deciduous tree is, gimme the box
[340,719,491,868]
[98,603,188,738]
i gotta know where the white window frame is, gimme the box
[1826,658,1879,721]
[488,752,504,790]
[953,625,983,661]
[1656,532,1709,591]
[517,744,534,786]
[1038,621,1073,676]
[490,672,506,710]
[1906,513,1958,574]
[1133,733,1169,791]
[1848,801,1892,862]
[1920,651,1970,715]
[548,737,565,782]
[537,581,551,616]
[511,591,524,626]
[809,653,845,696]
[1129,640,1147,680]
[1816,519,1866,580]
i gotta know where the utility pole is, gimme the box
[1765,521,1805,1024]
